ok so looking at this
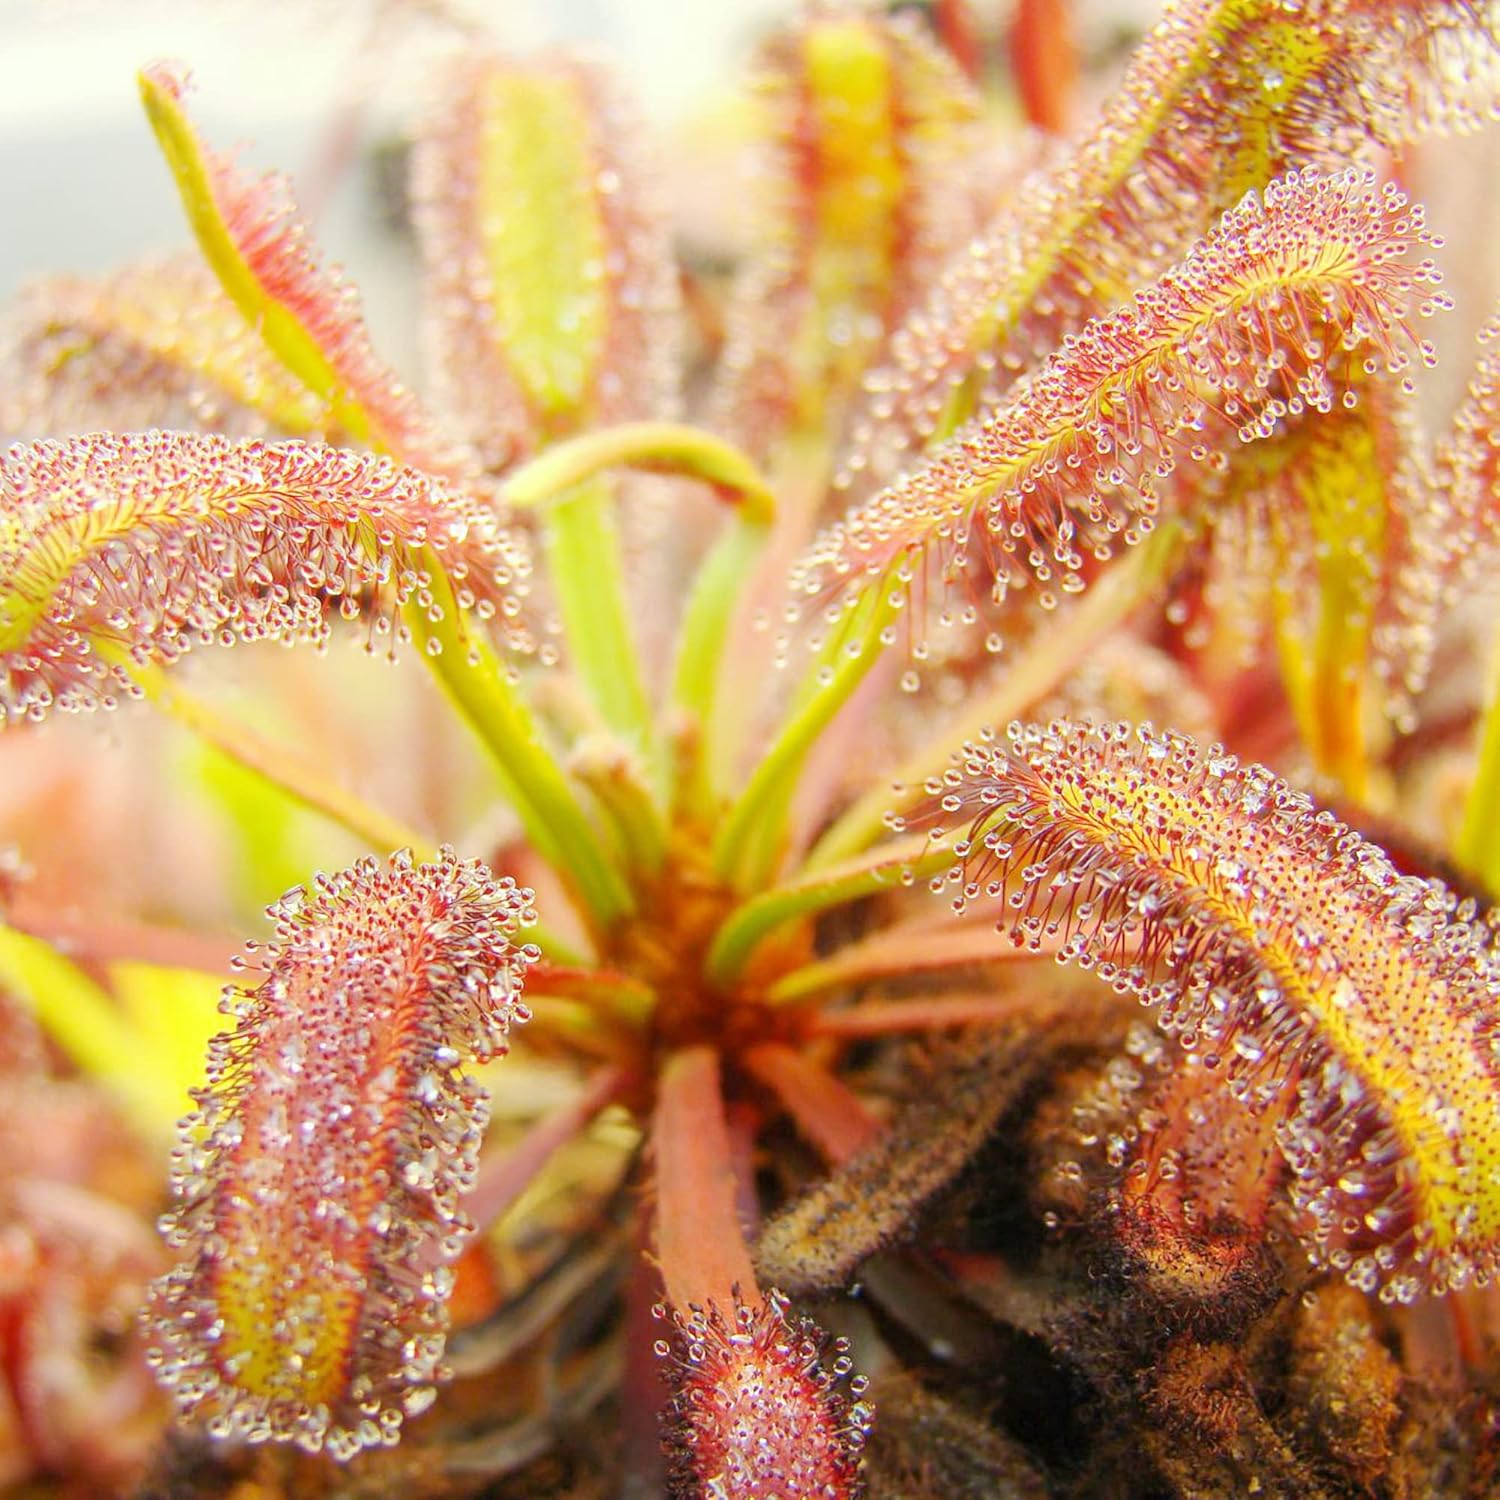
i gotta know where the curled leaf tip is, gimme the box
[145,847,538,1459]
[931,718,1500,1300]
[655,1290,871,1499]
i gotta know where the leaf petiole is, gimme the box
[705,830,950,987]
[712,580,900,893]
[403,548,633,932]
[804,521,1183,870]
[93,642,436,860]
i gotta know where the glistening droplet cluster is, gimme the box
[145,848,537,1458]
[930,718,1500,1299]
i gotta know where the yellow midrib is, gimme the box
[1051,770,1495,1251]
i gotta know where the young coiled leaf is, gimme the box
[0,431,529,724]
[930,719,1500,1300]
[843,0,1497,487]
[146,848,537,1459]
[789,168,1444,633]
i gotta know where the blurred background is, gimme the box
[0,1,789,369]
[0,2,1174,367]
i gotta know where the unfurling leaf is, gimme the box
[0,258,328,441]
[146,848,537,1459]
[412,52,681,464]
[655,1290,871,1500]
[0,431,529,724]
[138,64,469,480]
[932,719,1500,1299]
[790,169,1444,633]
[844,0,1497,483]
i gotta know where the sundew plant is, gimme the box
[3,1,1500,1495]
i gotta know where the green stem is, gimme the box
[712,582,899,892]
[702,429,834,822]
[541,475,657,766]
[766,917,1060,1004]
[804,522,1183,871]
[95,644,434,860]
[404,548,632,932]
[0,925,181,1141]
[669,513,771,816]
[705,831,951,988]
[502,421,778,812]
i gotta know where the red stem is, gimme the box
[1011,0,1076,134]
[743,1042,882,1164]
[806,989,1064,1038]
[652,1045,760,1312]
[935,0,984,85]
[4,896,239,977]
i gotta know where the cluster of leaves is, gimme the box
[2,0,1500,1495]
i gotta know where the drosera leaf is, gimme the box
[146,847,539,1460]
[934,719,1500,1301]
[789,168,1446,647]
[710,3,980,460]
[1441,315,1500,893]
[138,64,470,481]
[842,0,1498,486]
[0,429,630,926]
[0,257,330,441]
[1430,311,1500,588]
[412,52,682,462]
[654,1291,872,1500]
[414,51,683,768]
[0,431,528,725]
